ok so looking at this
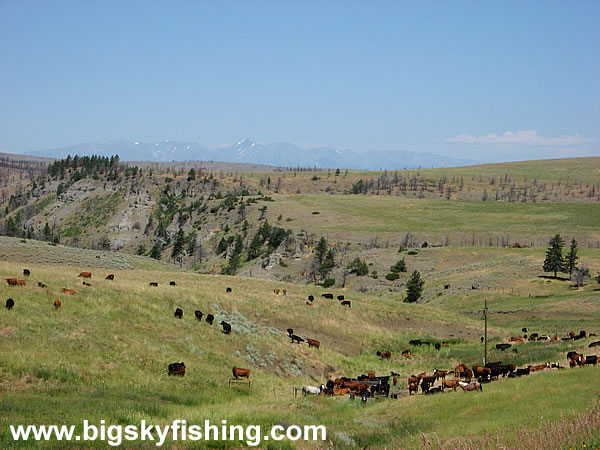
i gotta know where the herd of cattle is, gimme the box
[4,268,599,402]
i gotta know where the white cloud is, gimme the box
[443,130,598,146]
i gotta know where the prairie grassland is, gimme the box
[1,242,599,448]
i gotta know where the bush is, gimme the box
[407,250,419,255]
[312,211,320,215]
[347,256,369,276]
[385,272,400,281]
[390,258,407,273]
[322,278,335,288]
[421,241,428,248]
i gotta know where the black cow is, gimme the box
[168,362,186,376]
[149,282,158,287]
[226,287,232,293]
[6,298,15,310]
[287,328,293,337]
[194,310,203,321]
[174,308,183,319]
[496,343,512,351]
[584,355,597,366]
[308,295,314,302]
[169,281,177,286]
[23,269,30,276]
[341,300,351,308]
[409,339,422,346]
[589,341,600,348]
[522,327,528,333]
[221,321,231,334]
[322,293,334,299]
[37,282,47,288]
[444,284,450,289]
[291,335,305,344]
[435,343,441,350]
[516,367,530,377]
[337,295,344,301]
[529,333,539,340]
[206,314,214,325]
[105,274,114,280]
[424,386,443,395]
[567,351,578,360]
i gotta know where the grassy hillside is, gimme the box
[1,245,599,448]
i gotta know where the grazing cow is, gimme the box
[516,367,530,377]
[306,338,320,349]
[174,308,183,319]
[402,349,412,359]
[302,385,323,396]
[274,289,280,295]
[287,328,293,337]
[496,343,512,351]
[584,355,597,366]
[78,272,92,278]
[232,367,250,379]
[37,282,47,288]
[322,293,334,299]
[16,280,26,286]
[82,281,92,286]
[206,314,214,325]
[6,278,17,286]
[105,274,114,280]
[149,282,158,287]
[291,335,305,344]
[53,299,62,309]
[509,336,524,343]
[433,369,448,381]
[308,295,314,302]
[408,382,419,395]
[194,310,203,321]
[442,379,460,391]
[169,281,177,286]
[23,269,30,276]
[62,288,76,294]
[376,351,391,360]
[409,339,422,346]
[220,321,231,334]
[168,362,186,376]
[5,298,14,310]
[341,300,351,308]
[226,287,232,293]
[337,295,345,301]
[458,381,482,392]
[589,341,600,348]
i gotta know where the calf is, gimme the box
[78,272,92,278]
[306,338,320,349]
[232,367,250,379]
[409,339,422,346]
[206,314,214,325]
[53,298,62,310]
[105,274,115,280]
[221,321,231,334]
[330,387,351,396]
[5,298,14,310]
[194,310,203,321]
[174,308,183,319]
[425,386,443,395]
[168,362,186,376]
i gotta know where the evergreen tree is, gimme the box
[98,235,111,250]
[318,249,335,279]
[187,232,197,256]
[187,168,196,181]
[150,242,162,260]
[171,228,185,258]
[5,216,17,237]
[347,256,369,276]
[543,234,565,278]
[222,235,243,275]
[314,237,329,265]
[216,237,229,254]
[565,238,579,278]
[43,221,52,241]
[390,257,407,273]
[247,231,263,260]
[405,270,425,303]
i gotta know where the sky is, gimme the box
[1,1,599,163]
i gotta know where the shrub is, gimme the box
[390,258,407,273]
[421,241,428,248]
[385,272,400,281]
[407,250,419,255]
[322,278,335,288]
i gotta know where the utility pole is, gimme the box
[483,298,488,365]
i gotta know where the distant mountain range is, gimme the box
[26,139,476,169]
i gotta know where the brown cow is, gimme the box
[408,375,420,386]
[529,363,550,372]
[377,350,392,360]
[282,289,287,295]
[433,369,448,381]
[6,278,17,286]
[78,272,92,278]
[306,338,320,349]
[232,367,250,379]
[16,280,27,286]
[53,299,62,309]
[402,349,412,359]
[393,376,398,386]
[408,382,419,395]
[473,365,491,378]
[442,379,460,391]
[509,336,524,343]
[62,288,76,295]
[342,381,368,392]
[273,289,280,295]
[330,388,351,396]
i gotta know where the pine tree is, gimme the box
[187,232,197,256]
[314,237,328,266]
[247,231,263,260]
[405,270,425,303]
[565,238,579,278]
[171,228,185,258]
[543,234,565,278]
[318,249,335,279]
[187,168,196,181]
[43,221,52,241]
[222,235,243,275]
[150,242,162,260]
[390,258,407,273]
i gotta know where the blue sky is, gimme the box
[1,1,599,162]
